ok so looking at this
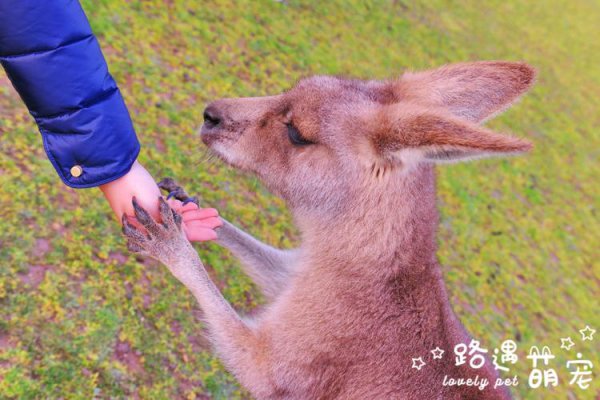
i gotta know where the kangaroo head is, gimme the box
[201,61,536,217]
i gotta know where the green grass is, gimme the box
[0,0,598,398]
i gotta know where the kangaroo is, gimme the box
[123,61,536,399]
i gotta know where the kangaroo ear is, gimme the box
[396,61,536,123]
[370,106,532,164]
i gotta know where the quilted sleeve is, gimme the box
[0,0,140,188]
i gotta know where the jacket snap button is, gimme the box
[70,165,83,177]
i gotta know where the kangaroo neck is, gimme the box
[299,163,440,279]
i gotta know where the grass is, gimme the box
[0,0,598,398]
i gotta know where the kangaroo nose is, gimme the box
[203,106,222,130]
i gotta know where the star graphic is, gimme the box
[580,325,596,341]
[431,347,445,359]
[411,357,426,371]
[560,337,575,350]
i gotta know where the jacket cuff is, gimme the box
[38,89,141,188]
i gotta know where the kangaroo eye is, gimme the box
[286,123,314,146]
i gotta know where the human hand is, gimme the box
[100,160,162,220]
[100,161,221,242]
[168,201,223,242]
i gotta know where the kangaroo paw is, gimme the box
[122,197,194,269]
[158,178,199,205]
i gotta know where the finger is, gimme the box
[157,177,178,193]
[127,240,145,253]
[184,226,218,242]
[125,216,151,235]
[122,214,147,242]
[181,202,200,212]
[181,208,219,221]
[132,197,161,235]
[185,217,223,230]
[171,208,182,227]
[158,197,175,226]
[166,189,183,201]
[166,198,183,212]
[182,196,199,206]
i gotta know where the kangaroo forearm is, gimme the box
[123,197,271,394]
[176,255,237,319]
[216,219,295,270]
[170,254,271,391]
[216,218,297,297]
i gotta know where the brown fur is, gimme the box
[125,61,536,399]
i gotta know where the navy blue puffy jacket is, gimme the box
[0,0,140,188]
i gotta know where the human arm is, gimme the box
[0,1,220,241]
[0,0,139,188]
